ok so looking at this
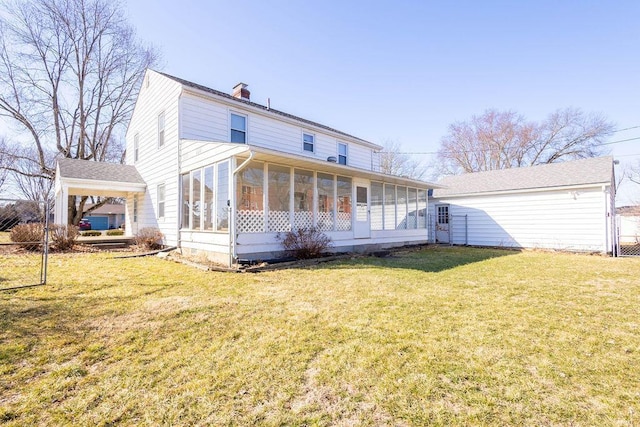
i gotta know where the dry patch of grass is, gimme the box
[0,247,639,425]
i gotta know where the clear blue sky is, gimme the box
[127,1,639,199]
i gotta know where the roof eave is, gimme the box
[432,181,612,198]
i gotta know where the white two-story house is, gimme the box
[55,70,440,265]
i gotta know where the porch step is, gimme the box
[77,236,133,250]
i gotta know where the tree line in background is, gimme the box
[0,0,156,223]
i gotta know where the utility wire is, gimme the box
[379,134,640,155]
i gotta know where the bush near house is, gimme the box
[106,229,124,236]
[80,230,102,237]
[49,224,79,251]
[278,226,332,259]
[133,227,164,250]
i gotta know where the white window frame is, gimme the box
[338,142,348,165]
[134,133,139,162]
[158,111,165,148]
[157,183,166,219]
[303,132,315,152]
[230,112,247,144]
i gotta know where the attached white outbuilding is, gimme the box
[429,157,617,254]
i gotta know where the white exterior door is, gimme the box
[435,204,450,243]
[354,180,370,239]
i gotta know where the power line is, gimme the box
[613,125,640,133]
[601,136,640,146]
[380,135,640,155]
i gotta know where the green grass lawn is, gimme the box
[1,247,639,426]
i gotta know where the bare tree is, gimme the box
[0,0,156,223]
[377,139,426,180]
[438,108,615,174]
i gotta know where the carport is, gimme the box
[53,158,146,229]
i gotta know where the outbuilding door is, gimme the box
[354,180,370,239]
[435,204,450,243]
[88,215,109,230]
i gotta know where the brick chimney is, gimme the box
[232,83,250,101]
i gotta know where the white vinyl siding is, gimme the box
[429,187,609,252]
[178,91,378,170]
[125,70,182,244]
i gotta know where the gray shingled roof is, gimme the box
[433,156,614,197]
[57,158,145,184]
[156,71,376,146]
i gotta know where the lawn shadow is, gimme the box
[314,245,521,273]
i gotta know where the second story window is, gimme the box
[134,133,139,162]
[303,133,314,152]
[230,113,246,143]
[338,142,347,165]
[158,112,165,148]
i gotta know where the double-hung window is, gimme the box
[134,133,139,162]
[230,113,247,143]
[158,112,165,147]
[303,133,314,152]
[157,183,166,218]
[338,142,347,165]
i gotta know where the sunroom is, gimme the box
[178,141,440,265]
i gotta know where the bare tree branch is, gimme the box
[437,108,615,174]
[377,139,426,180]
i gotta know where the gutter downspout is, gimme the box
[177,138,182,252]
[229,150,255,267]
[176,88,185,252]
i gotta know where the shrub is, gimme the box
[50,224,79,251]
[10,223,44,251]
[106,229,124,236]
[133,227,164,250]
[278,227,332,259]
[81,230,102,237]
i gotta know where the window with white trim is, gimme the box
[192,169,202,230]
[303,133,314,152]
[230,113,247,143]
[338,142,347,165]
[204,166,214,230]
[134,133,139,162]
[158,112,165,147]
[157,183,165,218]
